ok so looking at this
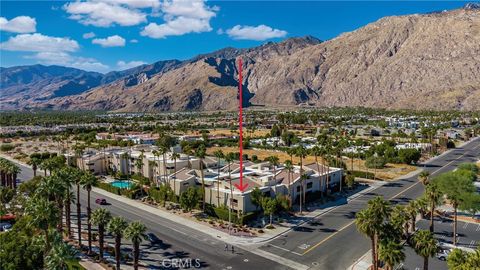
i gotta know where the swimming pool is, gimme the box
[110,180,133,189]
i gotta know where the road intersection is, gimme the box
[11,137,480,269]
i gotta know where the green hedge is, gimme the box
[212,206,257,225]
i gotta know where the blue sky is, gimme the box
[0,1,471,73]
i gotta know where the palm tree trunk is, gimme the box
[424,256,429,270]
[66,200,72,239]
[99,225,104,260]
[134,241,139,270]
[200,160,205,212]
[76,184,82,246]
[216,158,220,207]
[370,235,377,270]
[45,228,50,255]
[411,215,416,232]
[453,204,457,245]
[115,235,121,270]
[87,190,92,254]
[430,201,435,232]
[58,199,64,233]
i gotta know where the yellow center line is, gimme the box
[300,139,480,256]
[302,220,356,255]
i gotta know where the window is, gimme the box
[296,186,301,192]
[307,182,313,189]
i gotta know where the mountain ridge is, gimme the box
[1,6,479,111]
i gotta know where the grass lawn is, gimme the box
[67,260,86,270]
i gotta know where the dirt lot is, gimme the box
[206,146,417,180]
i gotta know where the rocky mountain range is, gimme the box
[1,5,479,112]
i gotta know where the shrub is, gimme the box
[457,163,479,174]
[0,144,15,152]
[398,148,421,165]
[365,156,386,169]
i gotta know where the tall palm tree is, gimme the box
[36,174,68,233]
[27,157,41,177]
[44,230,75,270]
[81,172,98,254]
[158,146,169,184]
[425,183,442,232]
[108,217,129,270]
[295,146,308,208]
[73,168,83,246]
[171,152,181,195]
[213,149,224,206]
[356,208,378,270]
[225,152,235,232]
[418,171,430,186]
[284,160,294,207]
[124,221,147,270]
[267,155,280,182]
[378,241,405,270]
[310,145,324,196]
[152,150,160,186]
[299,174,308,214]
[412,230,437,270]
[26,197,59,254]
[91,208,112,260]
[195,144,207,212]
[135,150,145,177]
[405,200,418,233]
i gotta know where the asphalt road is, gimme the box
[399,217,480,270]
[258,137,480,270]
[12,137,480,270]
[14,159,289,270]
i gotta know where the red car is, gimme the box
[95,198,107,205]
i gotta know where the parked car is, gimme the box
[95,198,107,205]
[0,223,12,232]
[436,249,450,261]
[146,232,161,244]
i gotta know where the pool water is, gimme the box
[111,180,133,189]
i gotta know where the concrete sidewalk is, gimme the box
[93,178,388,246]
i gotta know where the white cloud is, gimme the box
[226,25,287,41]
[98,0,160,9]
[141,0,217,39]
[130,39,138,43]
[64,1,147,27]
[92,35,126,47]
[0,16,36,33]
[83,32,96,39]
[25,52,110,73]
[0,33,79,52]
[117,60,146,70]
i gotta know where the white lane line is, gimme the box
[248,248,309,270]
[476,224,480,232]
[269,244,303,256]
[469,240,475,248]
[463,223,468,229]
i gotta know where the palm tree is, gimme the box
[213,149,224,206]
[36,174,68,233]
[158,146,169,184]
[27,157,41,177]
[295,146,308,209]
[152,150,160,186]
[26,197,59,254]
[405,200,418,234]
[195,144,207,212]
[425,183,442,232]
[91,208,112,260]
[63,190,76,239]
[412,230,437,270]
[418,171,430,186]
[225,152,235,232]
[73,168,83,246]
[267,155,280,182]
[310,145,324,196]
[81,172,98,254]
[124,221,147,270]
[44,231,75,270]
[108,217,129,270]
[171,152,181,195]
[378,241,405,270]
[135,150,145,177]
[284,160,294,206]
[356,208,378,270]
